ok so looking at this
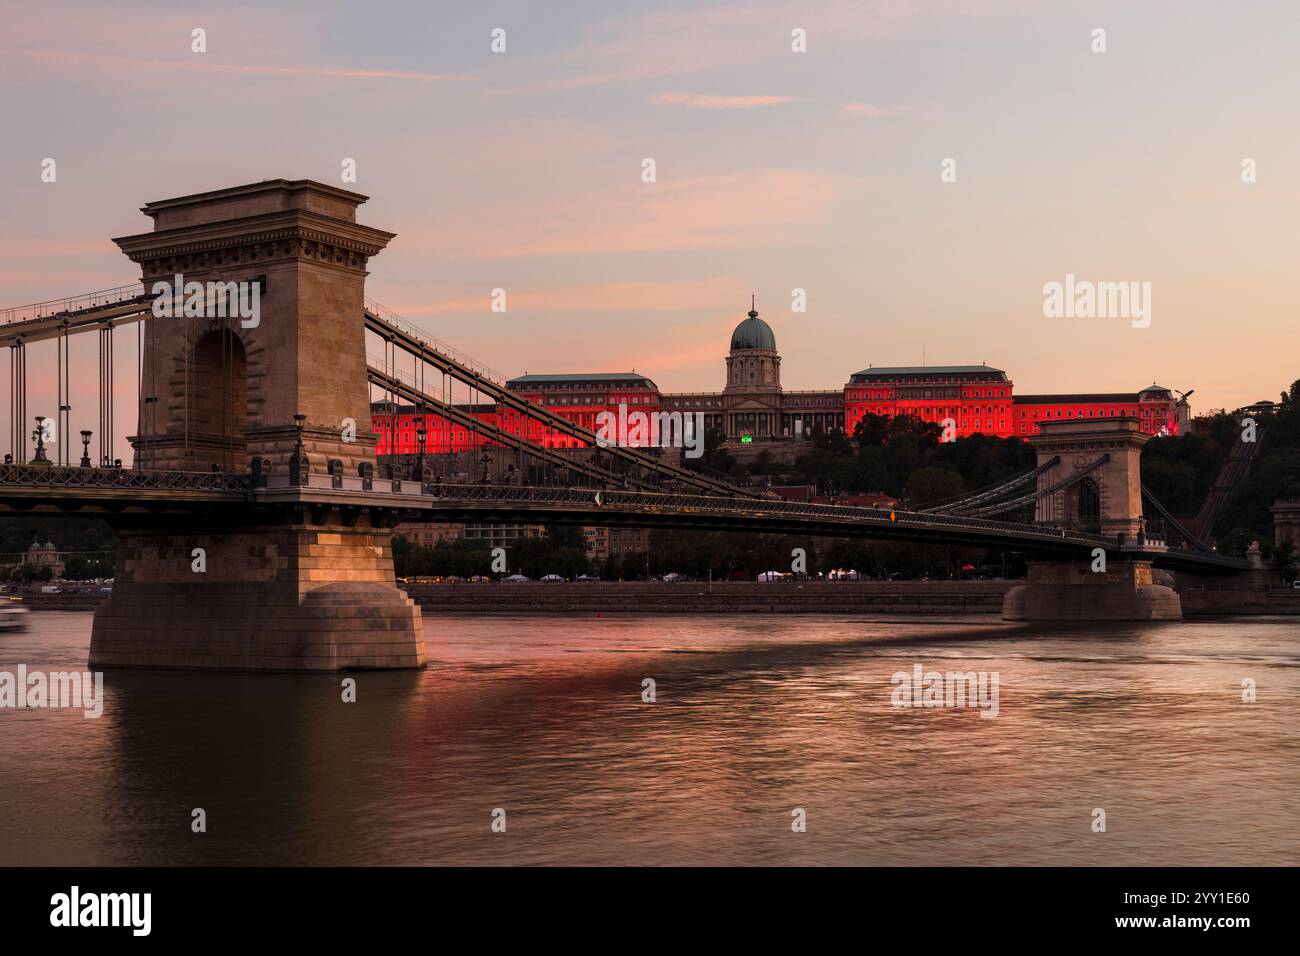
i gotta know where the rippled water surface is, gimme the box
[1,611,1297,865]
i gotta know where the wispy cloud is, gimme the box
[487,1,939,96]
[391,169,841,261]
[382,278,749,319]
[7,50,475,82]
[652,92,802,109]
[842,102,902,117]
[487,6,772,95]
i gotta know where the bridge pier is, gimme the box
[1002,556,1181,621]
[1001,417,1182,622]
[90,508,424,672]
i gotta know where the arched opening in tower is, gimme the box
[1077,477,1102,533]
[190,328,248,472]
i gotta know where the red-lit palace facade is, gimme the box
[843,366,1185,439]
[373,305,1187,455]
[374,374,664,455]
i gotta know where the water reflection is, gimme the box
[101,669,425,865]
[1,612,1296,865]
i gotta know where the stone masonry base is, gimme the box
[89,513,425,671]
[1002,557,1183,622]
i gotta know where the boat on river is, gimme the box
[0,595,31,631]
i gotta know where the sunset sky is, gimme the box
[2,0,1298,437]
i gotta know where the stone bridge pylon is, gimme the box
[89,180,424,672]
[1002,418,1182,622]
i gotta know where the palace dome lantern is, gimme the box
[730,302,777,351]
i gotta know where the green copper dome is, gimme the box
[730,306,776,351]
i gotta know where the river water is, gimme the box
[0,611,1296,866]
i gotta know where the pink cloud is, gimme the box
[382,278,750,319]
[606,328,738,376]
[843,102,902,117]
[391,169,841,261]
[652,92,802,109]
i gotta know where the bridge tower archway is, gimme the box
[189,327,248,472]
[1073,476,1101,533]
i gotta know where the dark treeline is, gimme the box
[695,415,1036,506]
[642,530,1014,581]
[393,526,591,580]
[394,524,1014,581]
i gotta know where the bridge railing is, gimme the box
[0,283,149,327]
[0,463,247,491]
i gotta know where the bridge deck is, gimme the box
[0,466,1248,573]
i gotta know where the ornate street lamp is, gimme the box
[80,430,92,468]
[32,417,49,463]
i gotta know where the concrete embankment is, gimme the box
[13,581,1297,615]
[6,592,105,612]
[402,580,1017,613]
[1176,585,1300,616]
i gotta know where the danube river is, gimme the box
[1,612,1296,866]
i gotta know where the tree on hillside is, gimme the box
[1142,414,1243,520]
[905,465,965,509]
[1213,380,1300,551]
[692,427,736,476]
[852,413,892,447]
[1279,379,1300,412]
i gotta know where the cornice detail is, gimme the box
[118,227,386,275]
